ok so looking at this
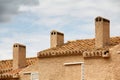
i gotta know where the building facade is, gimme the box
[0,16,120,80]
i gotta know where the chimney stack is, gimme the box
[50,30,64,48]
[95,16,110,49]
[13,43,26,69]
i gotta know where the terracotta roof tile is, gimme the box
[37,37,120,57]
[0,57,37,79]
[0,60,12,69]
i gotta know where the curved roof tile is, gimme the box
[38,37,120,58]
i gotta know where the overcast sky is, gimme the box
[0,0,120,60]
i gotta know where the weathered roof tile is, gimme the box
[0,57,37,79]
[37,37,120,58]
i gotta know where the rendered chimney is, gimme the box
[95,16,110,49]
[50,30,64,48]
[13,43,26,69]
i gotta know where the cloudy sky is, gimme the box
[0,0,120,60]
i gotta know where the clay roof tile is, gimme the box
[37,37,120,57]
[0,57,37,79]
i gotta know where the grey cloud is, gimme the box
[0,0,39,22]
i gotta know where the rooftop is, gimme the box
[0,36,120,79]
[37,36,120,58]
[0,57,37,79]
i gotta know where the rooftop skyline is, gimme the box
[0,0,120,60]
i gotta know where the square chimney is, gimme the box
[95,16,110,49]
[50,30,64,48]
[13,43,26,69]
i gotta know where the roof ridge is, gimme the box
[37,36,120,58]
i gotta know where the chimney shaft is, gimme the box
[95,16,110,49]
[13,43,26,69]
[50,30,64,48]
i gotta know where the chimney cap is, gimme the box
[95,16,110,22]
[51,30,64,35]
[13,43,26,47]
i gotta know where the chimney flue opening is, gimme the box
[95,17,110,23]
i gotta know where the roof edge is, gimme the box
[37,50,83,58]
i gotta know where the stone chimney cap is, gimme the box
[51,30,64,35]
[95,16,110,22]
[13,43,26,47]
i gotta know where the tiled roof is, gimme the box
[37,37,120,58]
[0,69,21,79]
[0,57,37,79]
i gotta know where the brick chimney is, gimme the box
[95,16,110,49]
[13,43,26,69]
[50,30,64,48]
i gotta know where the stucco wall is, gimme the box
[84,57,113,80]
[19,59,39,80]
[38,55,84,80]
[19,44,120,80]
[84,44,120,80]
[110,44,120,80]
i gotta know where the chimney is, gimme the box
[13,43,26,69]
[95,16,110,49]
[50,30,64,48]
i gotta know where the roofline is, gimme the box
[37,50,83,58]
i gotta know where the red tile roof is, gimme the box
[37,37,120,58]
[0,57,37,79]
[0,36,120,79]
